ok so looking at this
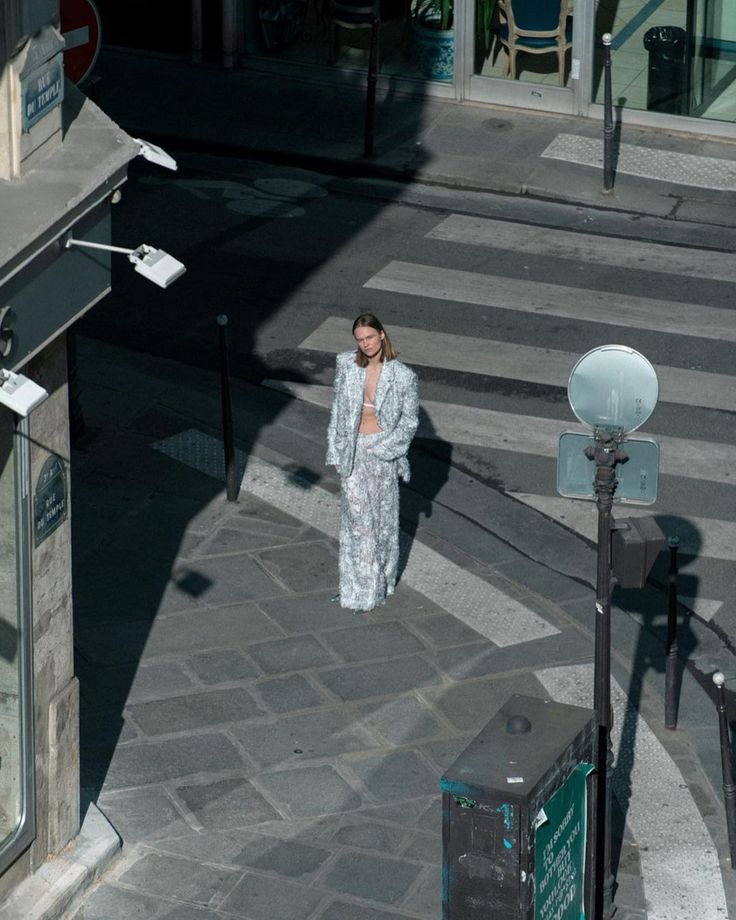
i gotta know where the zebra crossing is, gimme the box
[289,209,736,642]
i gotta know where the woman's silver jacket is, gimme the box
[326,351,419,482]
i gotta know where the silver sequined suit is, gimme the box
[326,351,419,611]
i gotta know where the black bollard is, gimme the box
[665,535,679,729]
[713,672,736,867]
[217,314,238,502]
[364,17,379,158]
[602,33,614,192]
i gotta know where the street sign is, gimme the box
[61,0,101,85]
[557,431,659,504]
[21,53,64,131]
[567,345,658,434]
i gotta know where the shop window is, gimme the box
[0,412,34,869]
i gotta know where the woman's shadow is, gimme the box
[397,405,453,582]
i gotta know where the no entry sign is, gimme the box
[61,0,101,85]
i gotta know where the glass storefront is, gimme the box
[92,1,736,130]
[0,411,34,867]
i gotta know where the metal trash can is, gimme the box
[643,26,687,114]
[440,694,596,920]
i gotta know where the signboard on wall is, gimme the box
[534,762,594,920]
[34,454,67,546]
[21,53,64,131]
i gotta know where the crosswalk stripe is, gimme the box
[299,317,736,412]
[536,663,728,920]
[262,380,736,487]
[364,261,736,343]
[427,214,736,283]
[153,430,559,647]
[508,492,736,563]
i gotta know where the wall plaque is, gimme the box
[34,454,67,546]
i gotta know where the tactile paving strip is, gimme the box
[542,133,736,191]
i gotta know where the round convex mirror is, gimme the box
[568,345,658,433]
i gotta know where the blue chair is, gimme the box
[498,0,573,85]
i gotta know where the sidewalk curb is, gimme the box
[0,804,121,920]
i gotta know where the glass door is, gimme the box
[462,0,589,113]
[689,0,736,119]
[0,410,34,869]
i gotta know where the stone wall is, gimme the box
[26,334,79,869]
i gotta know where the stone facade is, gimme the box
[27,336,79,869]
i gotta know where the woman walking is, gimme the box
[327,313,419,613]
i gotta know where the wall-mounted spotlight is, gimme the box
[0,370,48,416]
[64,237,186,288]
[134,138,178,171]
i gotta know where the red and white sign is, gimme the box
[61,0,101,85]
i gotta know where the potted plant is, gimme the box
[412,0,454,81]
[412,0,498,83]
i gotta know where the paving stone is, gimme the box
[320,622,427,663]
[144,605,283,656]
[227,834,331,877]
[255,541,337,593]
[74,561,206,626]
[333,819,407,854]
[174,776,281,828]
[348,750,439,804]
[188,553,288,605]
[495,557,592,603]
[415,797,442,832]
[231,709,377,769]
[256,764,362,818]
[420,736,475,774]
[230,496,305,534]
[221,871,325,920]
[357,695,447,745]
[247,635,335,674]
[401,830,441,865]
[256,674,328,713]
[422,673,548,734]
[128,687,263,735]
[406,613,486,649]
[430,628,590,682]
[317,901,402,920]
[97,786,191,843]
[102,733,244,790]
[316,656,442,702]
[360,799,435,829]
[401,867,440,916]
[321,851,423,904]
[187,649,260,684]
[126,662,196,701]
[258,592,355,634]
[71,884,223,919]
[117,851,241,905]
[153,828,331,877]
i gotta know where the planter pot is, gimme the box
[412,21,454,81]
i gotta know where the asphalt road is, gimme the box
[79,153,736,665]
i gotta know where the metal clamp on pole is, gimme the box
[713,672,736,868]
[217,315,239,502]
[602,33,614,192]
[665,535,680,729]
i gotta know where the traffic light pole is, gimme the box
[585,428,627,920]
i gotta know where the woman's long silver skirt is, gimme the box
[339,431,399,611]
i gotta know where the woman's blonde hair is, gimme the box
[352,313,397,367]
